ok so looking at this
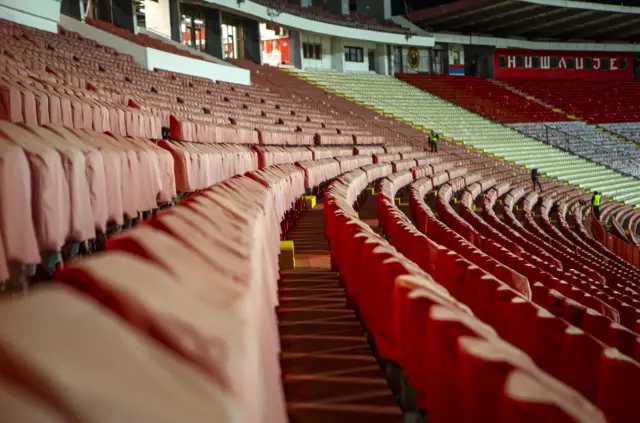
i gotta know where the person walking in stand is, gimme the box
[592,191,602,220]
[429,131,439,153]
[531,168,543,192]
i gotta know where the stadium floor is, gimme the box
[278,196,404,423]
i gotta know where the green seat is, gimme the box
[298,71,640,205]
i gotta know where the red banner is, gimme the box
[494,49,633,81]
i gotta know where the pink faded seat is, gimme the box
[0,135,40,268]
[0,225,7,281]
[0,286,238,423]
[70,128,127,225]
[0,377,66,423]
[21,124,96,242]
[110,134,162,211]
[44,125,110,233]
[0,121,70,253]
[54,252,267,422]
[105,226,246,307]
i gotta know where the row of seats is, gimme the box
[602,122,640,144]
[397,74,568,124]
[512,122,640,179]
[324,165,615,423]
[0,116,423,285]
[0,19,391,149]
[296,71,640,205]
[397,74,640,184]
[230,61,425,146]
[0,153,355,422]
[445,172,640,330]
[382,166,640,422]
[501,79,640,124]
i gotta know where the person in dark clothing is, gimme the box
[531,168,543,192]
[592,191,602,220]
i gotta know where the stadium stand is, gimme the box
[251,0,411,34]
[397,73,570,123]
[395,74,640,182]
[501,79,640,124]
[511,122,640,179]
[297,71,640,204]
[2,2,640,422]
[602,123,640,144]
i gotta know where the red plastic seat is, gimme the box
[597,348,640,423]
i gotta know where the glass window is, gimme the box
[532,56,541,69]
[222,24,237,59]
[516,55,525,68]
[620,57,628,70]
[498,55,506,69]
[601,58,610,70]
[180,7,206,52]
[566,57,575,70]
[303,43,322,60]
[550,56,559,69]
[584,57,593,70]
[344,46,364,63]
[452,50,460,65]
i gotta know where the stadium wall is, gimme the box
[60,15,251,85]
[0,0,61,33]
[494,49,633,81]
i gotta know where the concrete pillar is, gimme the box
[340,0,349,15]
[169,0,181,42]
[242,19,262,65]
[383,0,392,19]
[375,43,388,75]
[204,8,223,58]
[288,30,302,68]
[330,37,344,72]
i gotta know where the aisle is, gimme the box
[278,199,403,423]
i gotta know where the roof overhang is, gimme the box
[405,0,640,42]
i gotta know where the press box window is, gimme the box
[498,55,507,68]
[566,57,575,70]
[516,55,525,68]
[584,58,593,70]
[550,56,559,69]
[344,46,364,63]
[532,57,541,69]
[303,43,322,60]
[601,58,610,70]
[620,58,628,69]
[452,50,461,65]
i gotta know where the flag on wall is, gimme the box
[448,64,464,75]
